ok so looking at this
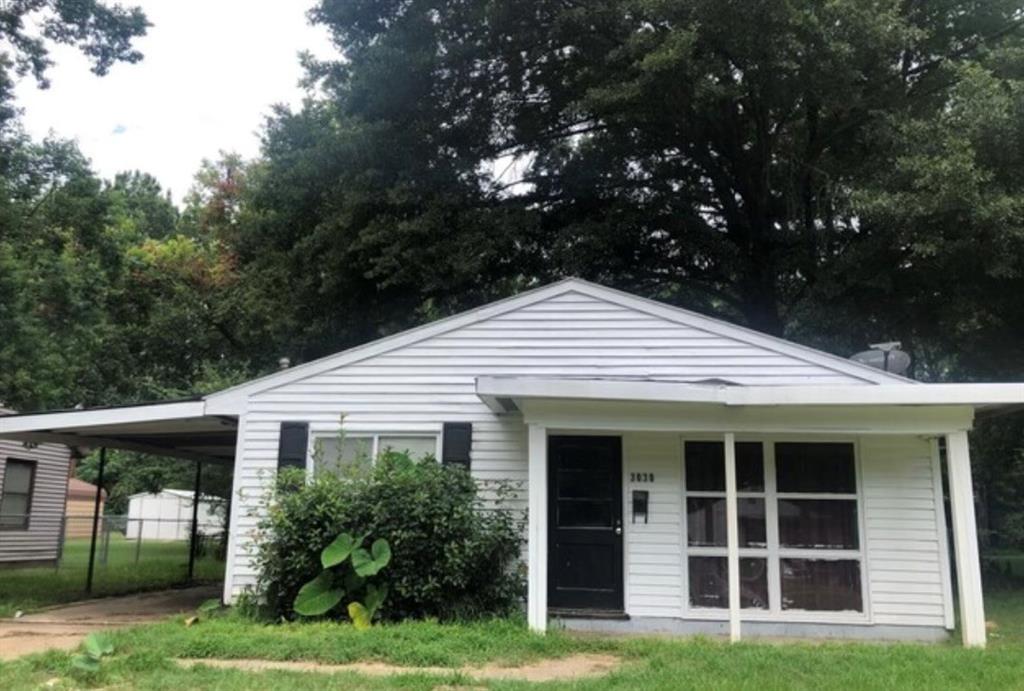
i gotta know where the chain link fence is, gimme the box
[0,511,227,614]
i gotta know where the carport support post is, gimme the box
[527,424,548,632]
[85,447,107,594]
[946,430,986,647]
[724,432,741,643]
[187,461,202,582]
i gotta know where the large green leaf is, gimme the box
[321,532,359,568]
[83,633,113,658]
[363,583,388,619]
[72,654,100,673]
[352,538,391,577]
[348,601,372,631]
[294,570,345,616]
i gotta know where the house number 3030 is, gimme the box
[630,472,655,483]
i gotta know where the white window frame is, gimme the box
[307,430,442,473]
[681,435,869,624]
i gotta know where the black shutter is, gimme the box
[277,422,309,471]
[442,422,472,468]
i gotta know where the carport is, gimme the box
[0,398,238,594]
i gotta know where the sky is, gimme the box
[14,1,335,203]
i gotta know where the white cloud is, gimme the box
[13,0,335,203]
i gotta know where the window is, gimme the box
[0,459,35,530]
[775,442,862,613]
[689,556,769,609]
[684,441,768,610]
[683,440,863,615]
[781,559,862,612]
[313,433,438,473]
[378,436,438,459]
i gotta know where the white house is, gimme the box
[2,279,1022,647]
[125,489,223,541]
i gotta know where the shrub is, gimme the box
[255,451,524,621]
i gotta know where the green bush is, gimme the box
[255,451,524,621]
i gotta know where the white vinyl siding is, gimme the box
[860,436,953,628]
[226,290,951,632]
[0,441,72,564]
[623,433,684,617]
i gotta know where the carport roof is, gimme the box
[0,398,237,464]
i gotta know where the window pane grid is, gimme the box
[682,439,864,618]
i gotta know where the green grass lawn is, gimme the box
[0,536,224,617]
[1,587,1022,690]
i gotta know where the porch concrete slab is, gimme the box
[555,616,951,643]
[0,584,219,660]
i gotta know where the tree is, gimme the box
[0,135,122,410]
[248,0,1024,343]
[105,171,179,240]
[0,0,148,88]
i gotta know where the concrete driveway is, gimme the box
[0,584,220,660]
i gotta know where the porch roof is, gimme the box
[476,376,1024,415]
[0,399,237,464]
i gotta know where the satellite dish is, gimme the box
[851,343,911,376]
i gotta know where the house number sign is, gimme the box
[630,472,655,483]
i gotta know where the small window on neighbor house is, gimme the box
[0,459,35,530]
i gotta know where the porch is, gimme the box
[476,377,1014,648]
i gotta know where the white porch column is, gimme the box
[946,430,986,647]
[724,432,741,642]
[527,424,548,632]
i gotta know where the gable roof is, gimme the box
[67,478,104,501]
[205,279,909,411]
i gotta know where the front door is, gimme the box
[548,435,624,612]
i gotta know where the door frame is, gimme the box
[546,434,625,613]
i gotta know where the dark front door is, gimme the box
[548,435,624,612]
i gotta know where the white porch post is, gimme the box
[946,430,986,647]
[724,432,741,642]
[527,424,548,632]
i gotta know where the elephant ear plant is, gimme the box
[293,532,391,628]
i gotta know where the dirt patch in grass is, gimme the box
[176,653,621,682]
[0,585,220,661]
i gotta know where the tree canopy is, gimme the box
[1,1,1024,541]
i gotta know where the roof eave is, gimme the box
[476,377,1024,411]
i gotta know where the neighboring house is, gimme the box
[125,489,223,541]
[0,407,73,567]
[65,477,105,539]
[2,279,1023,647]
